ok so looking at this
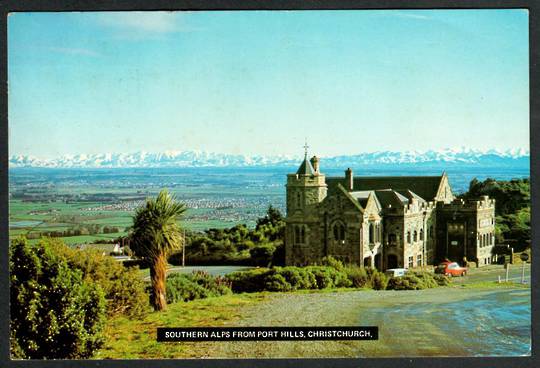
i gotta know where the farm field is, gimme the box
[9,166,530,246]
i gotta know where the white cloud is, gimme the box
[385,11,431,21]
[97,11,187,34]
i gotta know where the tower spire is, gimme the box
[303,138,309,159]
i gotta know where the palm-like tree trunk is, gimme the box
[149,252,167,311]
[131,189,186,312]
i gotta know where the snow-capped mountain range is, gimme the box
[9,148,530,169]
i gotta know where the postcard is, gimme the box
[7,9,531,360]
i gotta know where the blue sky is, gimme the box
[8,10,529,158]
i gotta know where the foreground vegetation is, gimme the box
[99,293,265,359]
[10,237,150,359]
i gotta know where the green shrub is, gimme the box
[277,267,317,290]
[371,271,388,290]
[166,274,208,303]
[47,238,149,317]
[387,274,425,290]
[411,271,439,288]
[166,272,232,304]
[344,266,370,287]
[433,274,451,286]
[249,244,276,266]
[189,271,232,297]
[306,266,352,289]
[10,238,106,359]
[321,256,345,271]
[264,273,292,292]
[386,272,442,290]
[226,268,272,293]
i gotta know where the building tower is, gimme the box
[285,144,327,265]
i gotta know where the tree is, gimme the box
[130,189,187,311]
[256,205,284,229]
[10,238,106,359]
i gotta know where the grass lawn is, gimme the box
[97,293,266,359]
[97,281,530,359]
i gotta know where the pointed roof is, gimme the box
[296,157,315,175]
[396,189,426,203]
[373,189,409,208]
[336,184,364,213]
[327,175,444,201]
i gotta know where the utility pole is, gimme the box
[182,229,186,268]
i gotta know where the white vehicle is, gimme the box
[385,268,408,277]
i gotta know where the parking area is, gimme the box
[450,263,531,284]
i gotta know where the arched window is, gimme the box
[413,230,418,242]
[333,223,346,242]
[389,233,397,245]
[406,231,411,244]
[296,192,301,207]
[369,223,375,244]
[420,229,424,241]
[294,226,300,244]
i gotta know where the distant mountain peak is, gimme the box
[8,148,530,169]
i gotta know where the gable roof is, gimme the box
[327,175,445,201]
[296,157,315,175]
[373,189,408,208]
[396,189,426,203]
[336,184,364,213]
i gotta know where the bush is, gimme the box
[249,244,276,266]
[433,274,451,286]
[10,238,106,359]
[277,267,317,290]
[264,273,292,292]
[166,274,208,303]
[410,271,439,288]
[386,271,442,290]
[47,238,149,317]
[344,266,370,287]
[189,270,232,297]
[305,266,352,289]
[166,272,232,304]
[371,271,388,290]
[226,268,271,293]
[321,256,345,271]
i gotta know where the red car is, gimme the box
[435,261,468,277]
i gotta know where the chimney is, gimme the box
[345,168,353,191]
[310,156,320,173]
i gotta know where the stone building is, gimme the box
[285,154,496,269]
